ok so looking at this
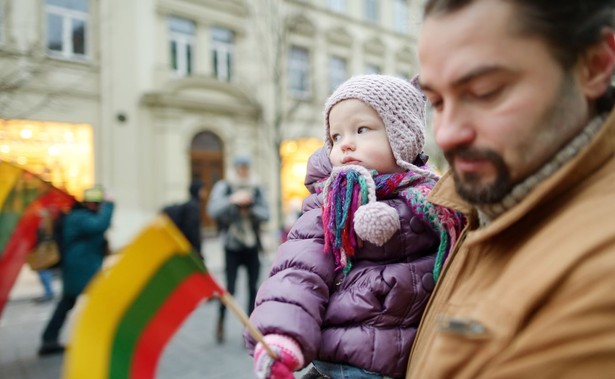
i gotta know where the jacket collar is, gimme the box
[429,107,615,243]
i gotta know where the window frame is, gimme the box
[169,16,196,77]
[327,0,345,13]
[0,0,5,46]
[364,0,379,24]
[328,55,348,93]
[288,45,311,99]
[365,63,381,75]
[394,0,409,33]
[45,0,90,60]
[211,26,234,82]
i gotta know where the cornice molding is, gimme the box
[141,76,260,118]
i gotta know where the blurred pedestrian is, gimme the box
[33,209,57,303]
[38,185,114,356]
[162,179,206,260]
[207,156,269,344]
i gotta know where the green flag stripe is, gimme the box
[109,253,201,379]
[0,179,45,254]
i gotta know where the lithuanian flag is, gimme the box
[0,161,75,316]
[62,215,227,379]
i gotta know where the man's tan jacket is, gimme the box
[406,110,615,378]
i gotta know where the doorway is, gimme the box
[190,131,224,229]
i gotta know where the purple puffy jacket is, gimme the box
[245,148,439,378]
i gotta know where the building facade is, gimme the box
[0,0,428,248]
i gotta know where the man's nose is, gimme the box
[434,105,476,152]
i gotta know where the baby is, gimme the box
[246,75,465,379]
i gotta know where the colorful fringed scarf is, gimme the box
[316,167,465,281]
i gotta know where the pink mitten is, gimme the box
[253,334,304,379]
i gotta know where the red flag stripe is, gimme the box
[130,273,224,378]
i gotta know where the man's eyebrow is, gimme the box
[420,65,505,93]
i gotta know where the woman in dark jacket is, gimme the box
[38,186,114,355]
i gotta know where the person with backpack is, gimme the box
[162,179,205,260]
[38,185,114,356]
[207,155,269,344]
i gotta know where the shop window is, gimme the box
[169,16,196,76]
[288,46,311,99]
[280,138,323,229]
[46,0,89,59]
[211,26,234,82]
[0,119,94,199]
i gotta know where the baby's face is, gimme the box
[328,99,402,173]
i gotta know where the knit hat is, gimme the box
[324,74,434,178]
[233,155,251,167]
[83,185,104,203]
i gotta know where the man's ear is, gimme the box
[578,28,615,100]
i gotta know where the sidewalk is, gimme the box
[0,236,309,379]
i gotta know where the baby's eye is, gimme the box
[331,134,341,143]
[357,126,369,134]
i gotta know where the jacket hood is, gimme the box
[304,146,332,194]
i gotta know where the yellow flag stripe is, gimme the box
[0,162,22,208]
[62,215,192,379]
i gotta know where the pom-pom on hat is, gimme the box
[324,74,434,178]
[322,165,401,274]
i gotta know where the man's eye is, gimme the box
[429,99,443,112]
[473,86,502,101]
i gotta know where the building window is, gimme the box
[211,27,234,82]
[328,55,347,93]
[327,0,345,13]
[365,64,381,74]
[45,0,89,59]
[288,46,311,98]
[364,0,379,24]
[397,72,410,80]
[0,0,4,45]
[169,16,195,76]
[394,0,409,33]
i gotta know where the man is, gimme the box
[162,179,205,260]
[407,1,615,377]
[38,185,114,355]
[207,156,269,343]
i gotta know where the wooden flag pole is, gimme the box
[219,292,278,359]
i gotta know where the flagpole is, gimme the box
[219,292,278,360]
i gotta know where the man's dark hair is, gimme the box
[423,0,615,111]
[189,179,204,199]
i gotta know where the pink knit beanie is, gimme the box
[321,75,439,251]
[324,74,429,174]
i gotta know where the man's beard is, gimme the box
[445,72,581,205]
[446,148,511,204]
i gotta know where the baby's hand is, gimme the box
[253,334,304,379]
